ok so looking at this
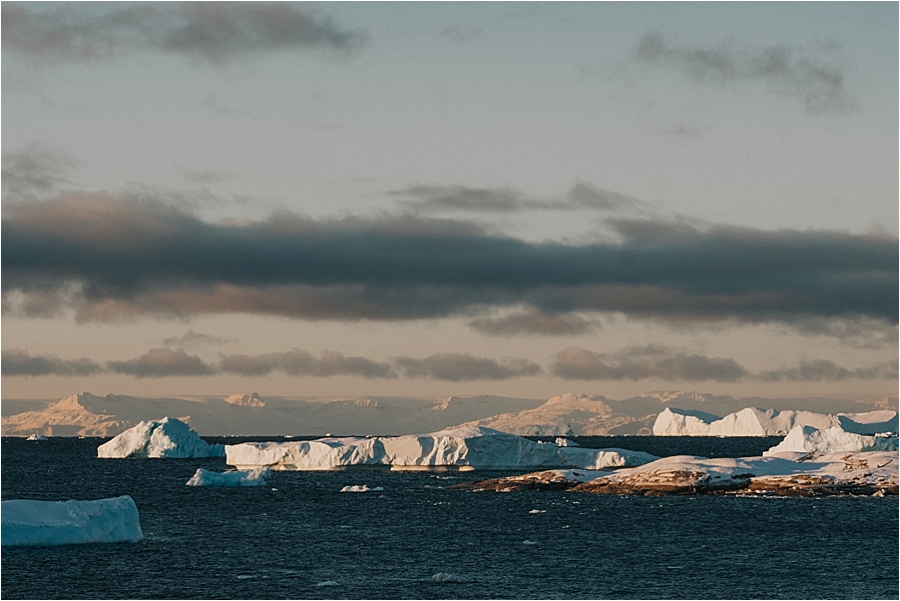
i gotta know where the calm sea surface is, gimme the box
[2,436,897,600]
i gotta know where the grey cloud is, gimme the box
[220,349,396,379]
[395,353,542,382]
[758,359,898,382]
[2,194,896,326]
[1,2,364,65]
[162,329,229,348]
[552,346,747,382]
[469,311,596,337]
[2,144,77,197]
[440,23,483,44]
[107,347,216,378]
[1,348,103,377]
[182,169,228,184]
[634,32,857,114]
[390,183,640,214]
[787,316,899,350]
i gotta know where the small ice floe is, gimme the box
[555,437,578,447]
[431,572,468,583]
[26,434,48,441]
[339,525,354,529]
[340,485,384,493]
[317,581,340,587]
[528,509,545,514]
[873,490,885,498]
[186,467,270,487]
[522,540,538,545]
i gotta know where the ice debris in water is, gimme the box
[186,467,270,487]
[1,496,143,547]
[523,540,538,545]
[340,485,384,493]
[317,581,340,587]
[431,572,468,583]
[98,417,224,459]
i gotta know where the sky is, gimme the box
[2,2,897,403]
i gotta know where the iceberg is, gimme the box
[225,426,657,471]
[97,417,225,459]
[1,496,143,547]
[653,407,897,437]
[764,425,899,455]
[339,485,384,493]
[185,467,270,487]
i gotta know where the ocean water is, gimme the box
[2,437,897,600]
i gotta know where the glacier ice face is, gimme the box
[225,426,657,471]
[764,425,899,455]
[97,417,225,459]
[185,467,270,487]
[1,496,143,547]
[653,407,898,437]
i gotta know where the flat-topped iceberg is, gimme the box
[98,417,225,459]
[1,495,143,547]
[225,426,657,471]
[653,407,897,437]
[186,467,270,487]
[764,425,899,455]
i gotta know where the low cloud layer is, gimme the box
[5,345,893,384]
[552,345,747,382]
[389,183,641,214]
[1,348,103,377]
[394,353,542,382]
[3,194,895,329]
[469,311,596,337]
[2,2,364,65]
[634,32,857,113]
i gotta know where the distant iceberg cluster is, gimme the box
[1,496,143,547]
[652,407,897,437]
[97,417,225,459]
[224,426,658,471]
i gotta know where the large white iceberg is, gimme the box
[225,426,657,471]
[764,425,899,455]
[1,495,143,547]
[653,407,897,437]
[185,467,270,487]
[97,417,225,458]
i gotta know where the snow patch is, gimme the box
[224,393,265,407]
[97,417,224,459]
[1,496,143,547]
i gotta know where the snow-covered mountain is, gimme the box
[2,390,895,437]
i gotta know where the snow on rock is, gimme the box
[224,393,265,407]
[764,425,899,455]
[653,407,897,437]
[572,452,898,496]
[225,426,657,471]
[339,485,384,493]
[97,417,225,459]
[186,467,270,487]
[1,496,143,547]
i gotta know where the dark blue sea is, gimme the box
[2,436,897,600]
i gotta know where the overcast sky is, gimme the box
[2,2,897,403]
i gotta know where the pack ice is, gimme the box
[97,417,225,458]
[1,496,143,547]
[225,426,657,471]
[653,407,897,436]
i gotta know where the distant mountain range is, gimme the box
[1,390,896,437]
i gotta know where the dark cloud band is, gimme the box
[2,194,896,325]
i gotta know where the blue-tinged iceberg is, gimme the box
[1,496,143,547]
[186,467,270,487]
[97,417,224,458]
